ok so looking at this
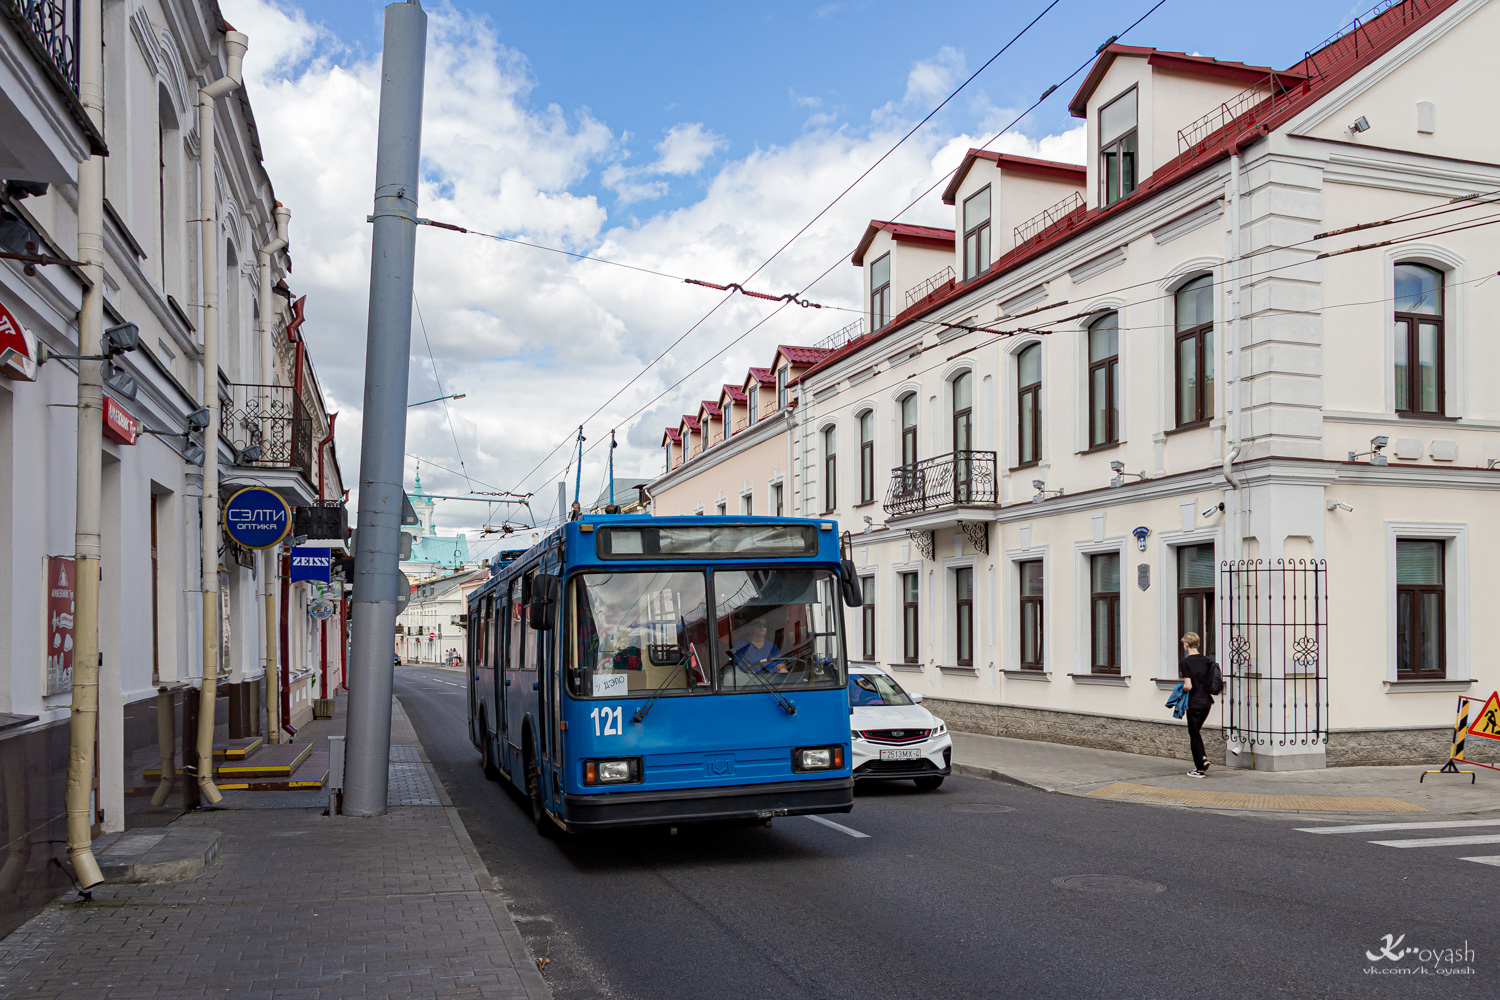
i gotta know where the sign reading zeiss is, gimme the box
[290,546,332,584]
[223,487,292,549]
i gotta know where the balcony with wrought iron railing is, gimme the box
[882,451,998,517]
[1013,191,1086,248]
[9,0,81,94]
[905,266,955,308]
[223,383,314,482]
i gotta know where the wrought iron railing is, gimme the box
[905,266,955,307]
[812,318,864,353]
[12,0,80,94]
[882,451,998,516]
[223,383,314,481]
[1220,559,1329,753]
[1014,191,1086,247]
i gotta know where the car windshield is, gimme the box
[569,571,712,698]
[848,672,913,707]
[714,568,845,691]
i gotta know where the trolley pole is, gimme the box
[344,0,427,817]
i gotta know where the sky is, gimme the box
[221,0,1366,562]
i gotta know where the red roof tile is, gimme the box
[746,367,775,386]
[681,415,701,431]
[941,151,1085,205]
[776,345,834,367]
[700,401,722,417]
[721,384,747,403]
[1068,44,1305,118]
[662,427,681,444]
[804,0,1453,385]
[851,220,956,266]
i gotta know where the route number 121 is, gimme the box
[591,706,623,736]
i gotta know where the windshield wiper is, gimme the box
[631,644,704,724]
[731,658,797,715]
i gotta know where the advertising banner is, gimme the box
[45,556,75,695]
[290,546,332,584]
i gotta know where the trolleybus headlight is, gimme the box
[584,758,641,785]
[792,745,844,772]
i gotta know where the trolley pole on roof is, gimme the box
[572,426,585,511]
[609,429,616,506]
[344,0,428,818]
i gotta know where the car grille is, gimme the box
[858,728,931,745]
[856,758,941,776]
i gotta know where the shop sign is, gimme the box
[290,546,332,584]
[45,556,75,696]
[0,299,39,381]
[223,486,292,549]
[308,598,336,620]
[102,396,138,445]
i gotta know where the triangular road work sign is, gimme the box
[1469,692,1500,743]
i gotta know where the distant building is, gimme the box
[401,470,473,579]
[396,566,487,666]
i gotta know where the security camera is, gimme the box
[1326,500,1354,513]
[1201,502,1225,518]
[1348,116,1371,133]
[1032,479,1046,491]
[862,515,873,524]
[103,322,140,355]
[1370,435,1389,450]
[1109,460,1125,473]
[186,406,211,431]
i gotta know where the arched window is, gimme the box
[858,411,875,504]
[1394,263,1444,415]
[822,426,837,513]
[1088,312,1120,447]
[1017,344,1041,466]
[224,241,240,378]
[899,392,918,468]
[952,372,973,501]
[1174,276,1214,427]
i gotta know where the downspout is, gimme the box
[64,0,106,890]
[258,205,289,743]
[193,27,248,806]
[340,595,349,691]
[148,688,175,806]
[1225,151,1244,559]
[279,552,296,736]
[317,412,338,499]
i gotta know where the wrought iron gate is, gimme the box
[1219,559,1329,752]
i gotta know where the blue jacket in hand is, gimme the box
[1166,684,1190,720]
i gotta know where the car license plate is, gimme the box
[879,748,921,761]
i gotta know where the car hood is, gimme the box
[851,703,938,731]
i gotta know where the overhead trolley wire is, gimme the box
[518,0,1175,500]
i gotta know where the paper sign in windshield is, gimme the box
[592,672,628,697]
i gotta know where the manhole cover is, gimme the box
[947,803,1015,814]
[1051,875,1165,896]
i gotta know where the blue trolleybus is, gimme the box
[465,515,862,832]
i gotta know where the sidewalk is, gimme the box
[952,731,1500,816]
[0,692,550,1000]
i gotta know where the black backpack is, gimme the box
[1207,660,1224,696]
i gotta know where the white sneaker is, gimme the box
[1186,770,1206,778]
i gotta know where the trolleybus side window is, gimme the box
[569,571,713,698]
[509,578,526,676]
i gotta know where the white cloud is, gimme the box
[223,1,1083,548]
[903,46,967,106]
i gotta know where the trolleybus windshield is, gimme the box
[568,567,845,698]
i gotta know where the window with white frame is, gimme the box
[715,500,727,516]
[952,372,973,502]
[954,566,974,667]
[748,384,759,424]
[776,367,789,410]
[871,253,891,331]
[1396,539,1445,678]
[901,572,919,663]
[1394,263,1445,416]
[1174,276,1214,428]
[859,411,875,504]
[1019,559,1044,669]
[1088,312,1119,448]
[860,576,875,661]
[773,482,784,516]
[1099,88,1138,206]
[740,492,753,516]
[963,186,991,281]
[1016,344,1041,467]
[822,426,837,513]
[1090,552,1121,674]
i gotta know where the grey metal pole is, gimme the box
[343,0,427,817]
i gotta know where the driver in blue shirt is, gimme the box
[732,618,785,674]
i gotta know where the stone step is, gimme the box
[214,742,314,779]
[96,827,221,883]
[217,747,329,791]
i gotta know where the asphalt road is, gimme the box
[395,666,1494,999]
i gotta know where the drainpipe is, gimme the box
[148,688,176,806]
[257,206,289,742]
[193,28,249,805]
[64,0,106,891]
[340,595,349,691]
[279,552,296,736]
[317,412,338,498]
[1225,151,1245,561]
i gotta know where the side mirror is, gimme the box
[840,557,863,608]
[910,692,924,704]
[527,573,560,631]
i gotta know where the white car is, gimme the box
[848,666,952,790]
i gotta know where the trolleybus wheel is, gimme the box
[524,744,553,835]
[480,716,501,781]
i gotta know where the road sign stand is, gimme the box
[1421,694,1500,783]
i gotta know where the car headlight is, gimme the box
[583,757,642,785]
[793,745,845,772]
[932,721,947,736]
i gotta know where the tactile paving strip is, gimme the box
[1085,781,1428,813]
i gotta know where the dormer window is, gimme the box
[749,385,759,424]
[1099,88,1138,206]
[962,186,991,281]
[870,252,891,331]
[776,367,789,409]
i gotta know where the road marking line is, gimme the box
[803,815,869,838]
[1368,834,1500,849]
[1297,818,1500,835]
[1459,855,1500,867]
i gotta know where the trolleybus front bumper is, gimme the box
[562,776,854,829]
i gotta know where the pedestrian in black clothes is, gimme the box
[1178,632,1214,777]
